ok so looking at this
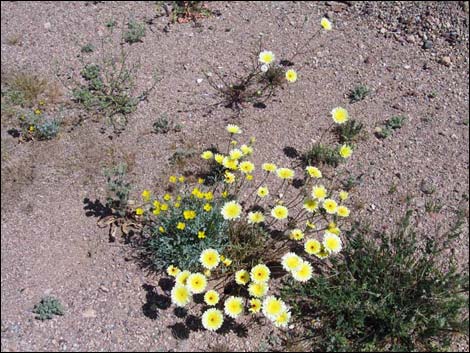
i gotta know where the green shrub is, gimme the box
[33,297,65,320]
[282,210,469,352]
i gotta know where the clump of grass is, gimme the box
[6,34,22,46]
[282,210,469,352]
[4,72,48,106]
[335,119,364,143]
[33,297,65,320]
[302,143,341,167]
[153,114,182,134]
[123,19,146,44]
[375,115,407,139]
[348,84,369,103]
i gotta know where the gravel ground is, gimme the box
[1,1,469,351]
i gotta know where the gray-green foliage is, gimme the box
[143,196,229,271]
[153,114,182,134]
[20,111,60,140]
[124,19,146,44]
[282,210,469,352]
[104,163,131,217]
[348,84,370,103]
[375,115,406,139]
[33,297,65,320]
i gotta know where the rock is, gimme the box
[422,40,433,49]
[463,2,469,13]
[82,308,96,318]
[99,285,109,293]
[380,27,387,34]
[406,34,416,43]
[196,78,203,84]
[439,56,451,66]
[44,22,51,30]
[420,178,436,195]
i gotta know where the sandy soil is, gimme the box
[1,1,469,351]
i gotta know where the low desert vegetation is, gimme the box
[33,297,65,321]
[87,15,468,351]
[282,209,469,352]
[71,21,158,134]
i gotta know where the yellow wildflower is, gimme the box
[331,107,349,124]
[321,17,332,30]
[285,69,297,83]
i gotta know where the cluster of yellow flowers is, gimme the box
[161,114,352,331]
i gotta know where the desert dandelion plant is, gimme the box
[116,19,353,332]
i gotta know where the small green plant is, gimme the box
[104,163,132,217]
[375,115,407,139]
[33,297,65,320]
[152,114,182,134]
[348,84,369,103]
[169,148,197,167]
[388,182,398,194]
[169,1,212,24]
[80,43,95,53]
[105,19,116,28]
[282,210,469,352]
[19,110,60,141]
[71,32,158,133]
[335,119,364,143]
[302,143,341,167]
[425,198,443,213]
[341,173,364,191]
[123,19,146,44]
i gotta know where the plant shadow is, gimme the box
[142,284,171,320]
[83,197,112,219]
